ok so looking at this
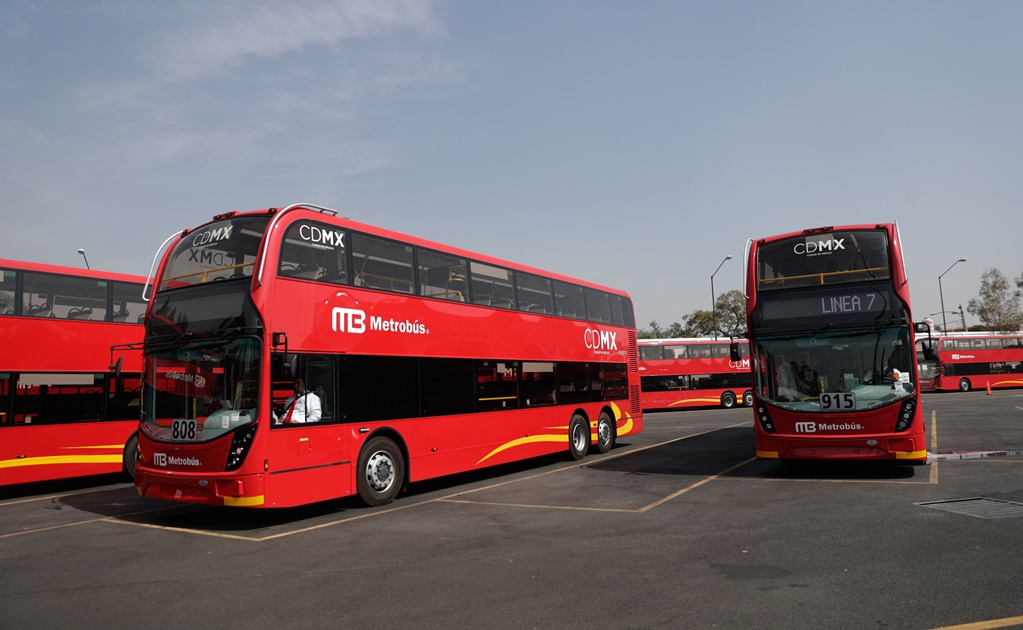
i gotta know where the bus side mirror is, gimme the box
[914,322,931,335]
[109,356,123,379]
[729,342,741,362]
[272,331,289,355]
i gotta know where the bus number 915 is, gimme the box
[820,392,855,411]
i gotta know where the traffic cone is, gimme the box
[986,381,992,395]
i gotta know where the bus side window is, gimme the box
[271,354,336,425]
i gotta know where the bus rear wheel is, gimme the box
[959,378,971,392]
[721,392,737,409]
[357,436,404,507]
[595,411,615,454]
[569,414,589,460]
[742,390,754,407]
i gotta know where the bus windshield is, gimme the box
[753,326,915,412]
[159,216,271,290]
[141,336,262,443]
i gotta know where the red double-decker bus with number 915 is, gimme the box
[133,204,643,508]
[741,224,927,462]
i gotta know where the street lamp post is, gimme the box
[938,258,966,333]
[77,248,91,270]
[710,255,732,340]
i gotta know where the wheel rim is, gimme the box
[572,422,588,453]
[743,392,753,406]
[598,418,612,446]
[960,379,970,391]
[365,450,396,493]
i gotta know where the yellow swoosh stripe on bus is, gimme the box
[0,454,123,469]
[668,398,720,407]
[478,403,638,464]
[612,402,635,435]
[477,434,568,465]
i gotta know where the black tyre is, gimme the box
[568,414,589,460]
[595,411,615,454]
[959,378,971,392]
[122,432,139,480]
[357,436,404,507]
[742,390,754,407]
[721,391,737,409]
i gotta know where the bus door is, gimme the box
[265,354,349,506]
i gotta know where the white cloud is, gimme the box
[154,0,442,83]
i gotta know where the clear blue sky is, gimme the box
[2,1,1021,329]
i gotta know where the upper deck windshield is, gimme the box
[753,326,915,412]
[757,230,891,292]
[141,336,261,443]
[159,216,271,291]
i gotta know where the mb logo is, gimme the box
[154,453,168,466]
[332,307,366,334]
[795,422,816,433]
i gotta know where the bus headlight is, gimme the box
[895,399,916,432]
[757,406,776,433]
[225,425,257,471]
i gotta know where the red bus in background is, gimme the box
[134,204,643,508]
[916,333,1023,392]
[743,224,927,462]
[638,338,752,410]
[0,258,146,485]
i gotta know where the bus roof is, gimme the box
[180,206,632,298]
[0,257,148,284]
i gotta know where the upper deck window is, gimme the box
[278,220,348,285]
[21,272,108,320]
[757,230,891,292]
[0,269,15,316]
[160,216,271,291]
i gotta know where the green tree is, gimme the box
[713,289,747,338]
[680,310,715,337]
[639,320,686,339]
[639,290,749,339]
[966,267,1023,331]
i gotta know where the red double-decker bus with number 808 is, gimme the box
[133,204,643,508]
[741,224,927,462]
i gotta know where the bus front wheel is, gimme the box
[122,432,139,480]
[569,415,589,460]
[357,436,404,507]
[721,392,737,409]
[742,390,754,407]
[595,411,615,454]
[959,378,971,392]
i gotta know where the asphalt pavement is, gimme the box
[2,390,1023,629]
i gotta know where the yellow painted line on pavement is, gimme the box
[931,615,1023,629]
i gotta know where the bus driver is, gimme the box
[275,377,322,424]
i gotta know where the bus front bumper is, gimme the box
[756,436,927,461]
[135,467,267,507]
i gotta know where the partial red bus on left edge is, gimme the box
[0,258,146,485]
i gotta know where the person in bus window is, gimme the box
[277,377,321,424]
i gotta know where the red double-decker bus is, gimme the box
[0,258,146,485]
[638,338,752,410]
[742,224,927,461]
[133,204,643,508]
[916,333,1023,392]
